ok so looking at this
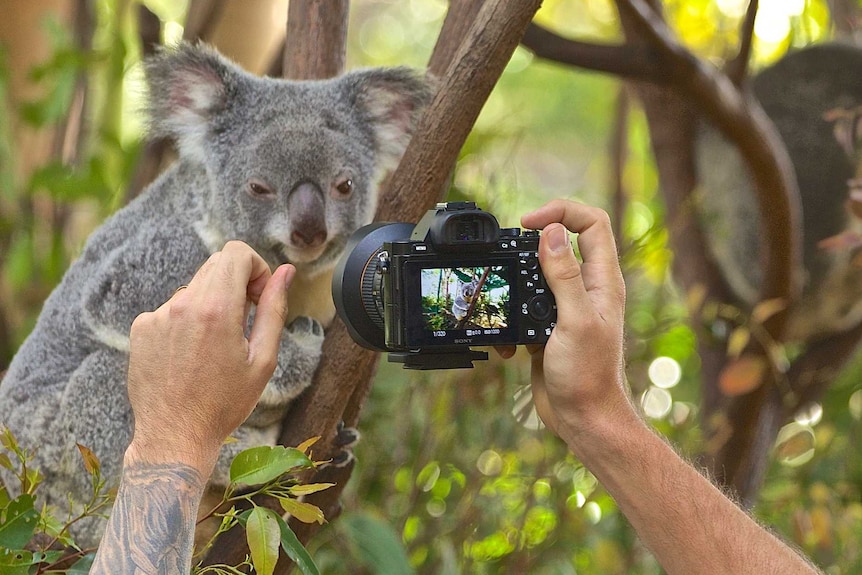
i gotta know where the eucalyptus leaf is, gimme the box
[0,494,38,548]
[246,507,280,575]
[278,517,319,575]
[66,552,96,574]
[229,446,312,486]
[0,547,34,575]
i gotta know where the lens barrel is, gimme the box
[332,222,415,351]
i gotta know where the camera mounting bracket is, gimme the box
[387,348,489,370]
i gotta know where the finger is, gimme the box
[522,199,620,273]
[248,264,294,374]
[493,345,516,359]
[523,200,624,321]
[202,241,272,320]
[535,222,592,324]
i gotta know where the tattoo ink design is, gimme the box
[90,462,205,575]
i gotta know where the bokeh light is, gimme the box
[641,387,673,419]
[794,402,823,427]
[648,356,682,389]
[774,422,816,467]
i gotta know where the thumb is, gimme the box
[248,264,294,377]
[539,223,590,323]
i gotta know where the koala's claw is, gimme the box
[335,420,361,449]
[287,316,325,338]
[318,421,360,469]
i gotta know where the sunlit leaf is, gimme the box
[719,355,766,397]
[229,446,312,486]
[246,507,280,575]
[76,443,100,475]
[295,436,321,455]
[751,298,787,324]
[280,498,325,525]
[278,517,319,575]
[726,327,750,359]
[0,494,38,548]
[0,427,20,453]
[287,483,335,497]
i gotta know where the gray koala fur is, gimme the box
[696,43,862,342]
[0,43,430,545]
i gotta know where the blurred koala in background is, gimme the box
[696,42,862,342]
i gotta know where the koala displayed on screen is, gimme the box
[696,43,862,342]
[0,42,430,545]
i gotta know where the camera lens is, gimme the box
[332,222,415,351]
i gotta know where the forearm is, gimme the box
[569,411,820,575]
[90,449,209,575]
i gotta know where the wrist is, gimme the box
[125,435,219,481]
[557,398,648,463]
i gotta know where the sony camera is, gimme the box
[332,202,557,369]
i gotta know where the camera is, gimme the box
[332,202,557,369]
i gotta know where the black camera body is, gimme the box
[332,202,556,369]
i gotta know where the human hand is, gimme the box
[519,200,632,450]
[125,241,294,476]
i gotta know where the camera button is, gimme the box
[526,328,537,339]
[525,256,539,271]
[527,295,552,322]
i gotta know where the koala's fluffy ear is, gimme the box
[144,43,243,161]
[343,68,434,175]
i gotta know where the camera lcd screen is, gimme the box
[404,262,519,347]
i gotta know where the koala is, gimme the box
[696,43,862,342]
[452,279,479,321]
[0,43,430,545]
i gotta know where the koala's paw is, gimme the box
[287,316,325,341]
[322,421,361,469]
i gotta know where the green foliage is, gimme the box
[0,427,328,575]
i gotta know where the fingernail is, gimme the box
[284,265,296,290]
[546,224,569,253]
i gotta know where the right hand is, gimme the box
[519,200,632,449]
[125,241,294,475]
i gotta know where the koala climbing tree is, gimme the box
[0,42,431,546]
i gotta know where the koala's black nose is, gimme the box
[288,181,328,248]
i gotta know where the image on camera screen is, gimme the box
[420,266,510,331]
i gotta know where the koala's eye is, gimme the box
[334,178,354,198]
[247,181,275,198]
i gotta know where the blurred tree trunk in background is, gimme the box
[0,0,86,367]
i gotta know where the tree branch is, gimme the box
[283,0,349,80]
[725,0,759,87]
[520,23,668,83]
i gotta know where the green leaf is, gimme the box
[229,446,312,486]
[0,427,19,453]
[278,516,319,575]
[0,494,38,548]
[279,498,325,525]
[66,552,96,574]
[0,547,35,575]
[340,512,415,575]
[246,507,281,575]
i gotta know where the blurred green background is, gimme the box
[1,1,860,573]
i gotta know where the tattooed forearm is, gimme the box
[90,462,206,575]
